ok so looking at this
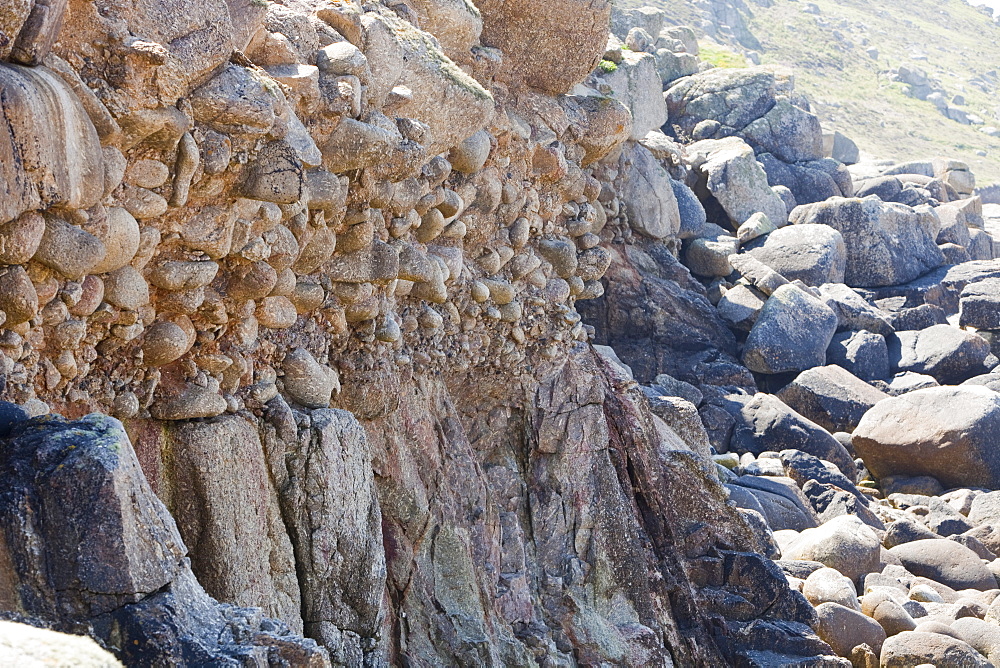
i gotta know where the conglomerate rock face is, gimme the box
[0,0,838,666]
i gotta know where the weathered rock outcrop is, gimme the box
[0,1,841,665]
[0,414,328,665]
[19,1,1000,665]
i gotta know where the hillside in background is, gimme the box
[628,0,1000,184]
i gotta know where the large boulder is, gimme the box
[802,567,861,610]
[742,98,825,164]
[602,50,667,140]
[665,68,777,139]
[742,283,838,375]
[665,67,822,161]
[880,632,992,668]
[615,143,681,239]
[853,386,1000,490]
[818,283,894,337]
[654,48,700,86]
[0,63,104,224]
[162,416,301,623]
[889,324,992,384]
[827,330,891,382]
[566,93,633,166]
[952,617,1000,667]
[814,602,886,658]
[782,515,882,585]
[687,137,788,229]
[717,283,767,331]
[960,278,1000,330]
[56,0,236,108]
[671,178,708,239]
[684,230,739,277]
[887,539,997,591]
[777,365,889,433]
[743,224,847,286]
[969,491,1000,527]
[825,131,859,165]
[789,196,945,288]
[478,0,610,94]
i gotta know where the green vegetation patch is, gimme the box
[698,43,748,69]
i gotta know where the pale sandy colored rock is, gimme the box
[0,620,122,667]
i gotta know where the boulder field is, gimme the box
[0,0,999,666]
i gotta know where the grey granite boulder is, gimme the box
[827,330,890,381]
[790,196,944,288]
[889,324,992,384]
[616,143,681,239]
[687,137,788,229]
[744,223,846,286]
[603,50,667,140]
[818,283,894,337]
[777,364,889,433]
[959,278,1000,330]
[742,98,824,163]
[742,283,838,374]
[853,386,1000,490]
[671,178,707,239]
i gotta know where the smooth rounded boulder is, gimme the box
[803,567,862,610]
[853,386,1000,490]
[814,602,885,658]
[969,491,1000,527]
[782,515,881,585]
[880,631,992,668]
[952,617,1000,666]
[869,598,917,637]
[888,539,996,591]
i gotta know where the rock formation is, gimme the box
[2,0,1000,666]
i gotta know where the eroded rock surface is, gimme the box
[7,2,1000,667]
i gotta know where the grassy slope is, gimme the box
[626,0,1000,184]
